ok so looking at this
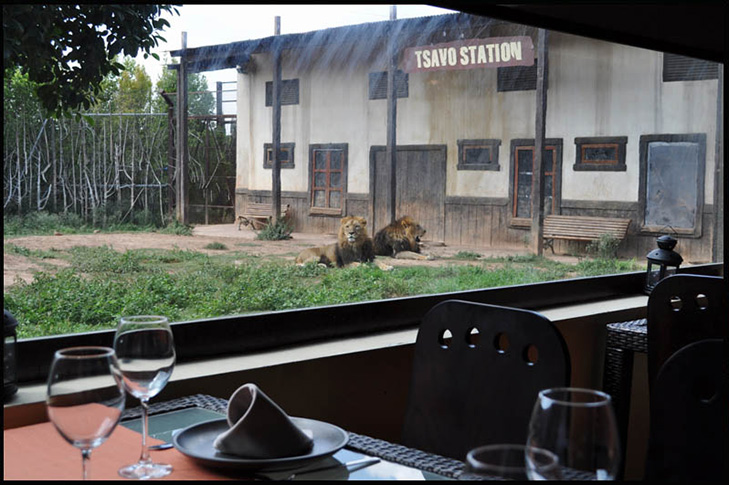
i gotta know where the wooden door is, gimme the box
[370,145,446,242]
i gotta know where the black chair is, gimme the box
[647,274,727,388]
[644,338,728,481]
[401,299,570,460]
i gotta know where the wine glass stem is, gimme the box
[139,398,151,464]
[81,449,91,480]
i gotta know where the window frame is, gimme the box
[573,136,627,172]
[457,139,502,171]
[509,138,563,228]
[638,133,706,237]
[308,143,348,216]
[13,263,721,385]
[265,78,300,106]
[263,142,295,169]
[10,6,724,396]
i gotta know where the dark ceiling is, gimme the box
[431,3,725,62]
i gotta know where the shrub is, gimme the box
[204,242,228,250]
[256,218,293,241]
[587,234,621,259]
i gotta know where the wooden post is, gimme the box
[712,64,724,263]
[216,81,224,134]
[531,29,549,255]
[271,16,282,225]
[176,31,190,224]
[386,6,398,224]
[167,101,175,218]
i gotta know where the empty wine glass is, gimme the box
[527,387,620,480]
[114,315,175,479]
[465,444,560,480]
[46,346,125,480]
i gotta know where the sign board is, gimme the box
[402,36,535,73]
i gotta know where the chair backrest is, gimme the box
[647,274,727,387]
[644,338,727,481]
[401,299,570,460]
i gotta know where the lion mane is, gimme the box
[373,216,426,257]
[295,216,375,267]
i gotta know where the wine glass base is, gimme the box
[118,461,173,479]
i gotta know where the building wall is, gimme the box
[236,29,719,260]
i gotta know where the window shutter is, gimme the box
[369,70,409,99]
[265,79,300,106]
[497,60,539,92]
[663,53,718,82]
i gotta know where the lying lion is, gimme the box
[373,216,432,260]
[296,216,376,268]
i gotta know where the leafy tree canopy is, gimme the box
[154,57,215,116]
[2,4,179,118]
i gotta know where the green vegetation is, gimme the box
[452,251,482,260]
[3,213,194,237]
[256,218,294,241]
[204,242,228,250]
[4,241,642,339]
[587,234,621,259]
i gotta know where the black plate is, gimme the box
[172,417,349,471]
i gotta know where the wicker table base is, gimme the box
[603,318,647,478]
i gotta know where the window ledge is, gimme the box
[4,293,647,416]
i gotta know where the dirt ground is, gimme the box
[3,223,577,290]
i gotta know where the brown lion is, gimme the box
[295,216,375,267]
[373,216,431,260]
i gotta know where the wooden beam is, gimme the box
[531,29,548,255]
[386,6,398,224]
[176,31,190,224]
[271,16,282,224]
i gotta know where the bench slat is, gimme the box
[237,204,290,230]
[542,215,631,253]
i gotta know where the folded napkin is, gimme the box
[213,383,314,458]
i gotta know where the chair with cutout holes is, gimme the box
[644,338,727,481]
[401,299,570,460]
[647,274,727,389]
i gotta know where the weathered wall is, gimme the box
[235,28,720,260]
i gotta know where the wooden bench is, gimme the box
[543,215,631,254]
[236,203,291,231]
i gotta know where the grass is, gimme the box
[3,241,643,339]
[3,212,644,338]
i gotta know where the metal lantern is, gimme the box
[644,235,683,294]
[4,309,19,401]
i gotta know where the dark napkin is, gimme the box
[213,383,314,458]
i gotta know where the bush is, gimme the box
[587,234,621,259]
[256,218,293,241]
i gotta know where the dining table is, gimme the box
[4,393,474,481]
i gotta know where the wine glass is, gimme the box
[114,315,176,479]
[527,387,620,480]
[464,444,560,480]
[46,346,125,480]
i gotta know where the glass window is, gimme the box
[457,139,501,171]
[510,139,563,226]
[309,144,347,215]
[573,137,627,171]
[4,5,722,350]
[263,143,295,169]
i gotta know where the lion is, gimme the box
[373,216,432,260]
[295,216,376,268]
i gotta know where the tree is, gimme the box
[2,4,179,117]
[153,59,215,116]
[116,58,154,113]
